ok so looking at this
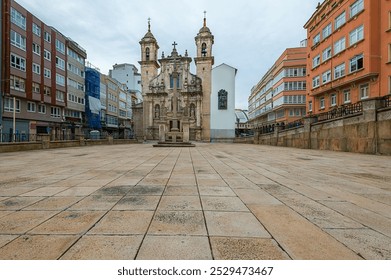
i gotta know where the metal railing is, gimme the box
[316,102,363,122]
[382,95,391,108]
[0,133,40,143]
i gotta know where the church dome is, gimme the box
[198,17,212,35]
[198,25,211,34]
[141,19,157,42]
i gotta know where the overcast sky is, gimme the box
[15,0,320,109]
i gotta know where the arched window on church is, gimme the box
[218,89,228,110]
[190,103,196,118]
[146,47,150,61]
[154,104,160,119]
[201,43,207,57]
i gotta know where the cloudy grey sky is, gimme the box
[15,0,320,109]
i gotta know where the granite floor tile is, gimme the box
[29,211,106,235]
[137,235,212,260]
[88,211,153,235]
[61,235,143,260]
[148,211,207,236]
[205,211,270,238]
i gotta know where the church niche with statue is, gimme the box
[135,16,237,144]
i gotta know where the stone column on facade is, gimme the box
[361,98,383,154]
[196,99,201,127]
[149,100,153,127]
[362,98,382,122]
[304,116,318,149]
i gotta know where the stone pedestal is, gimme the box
[39,134,50,149]
[159,124,166,142]
[183,123,190,142]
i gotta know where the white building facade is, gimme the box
[210,63,237,142]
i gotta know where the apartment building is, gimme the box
[1,0,86,140]
[304,0,391,115]
[248,47,307,129]
[65,39,87,137]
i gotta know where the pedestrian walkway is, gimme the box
[0,143,390,260]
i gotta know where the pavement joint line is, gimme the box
[190,147,215,260]
[133,148,182,260]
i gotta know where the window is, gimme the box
[56,74,65,86]
[11,30,26,50]
[4,97,21,113]
[335,11,346,29]
[331,94,337,106]
[44,86,51,96]
[285,68,306,77]
[313,33,321,46]
[56,90,65,102]
[67,48,85,64]
[322,46,332,62]
[44,68,51,78]
[169,74,181,89]
[10,53,26,71]
[312,76,320,88]
[44,31,51,42]
[388,44,391,63]
[360,83,369,99]
[344,89,351,103]
[218,89,228,110]
[44,49,51,61]
[350,25,364,45]
[284,81,306,91]
[313,54,321,68]
[350,54,364,72]
[55,39,65,54]
[11,7,26,30]
[33,83,40,94]
[56,56,65,70]
[51,107,62,118]
[27,102,36,112]
[350,0,364,18]
[154,104,160,118]
[308,101,313,112]
[32,43,41,55]
[322,23,332,39]
[10,75,25,92]
[145,47,150,61]
[322,70,332,84]
[33,63,41,74]
[334,63,345,79]
[32,23,41,36]
[334,37,346,54]
[38,104,46,114]
[320,97,325,109]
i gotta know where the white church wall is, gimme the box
[211,64,237,141]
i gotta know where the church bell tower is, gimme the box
[139,18,160,94]
[195,12,214,142]
[139,19,160,140]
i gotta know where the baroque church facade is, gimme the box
[136,16,236,143]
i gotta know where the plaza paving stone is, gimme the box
[0,143,390,260]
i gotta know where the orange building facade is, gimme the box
[304,0,391,115]
[248,47,307,129]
